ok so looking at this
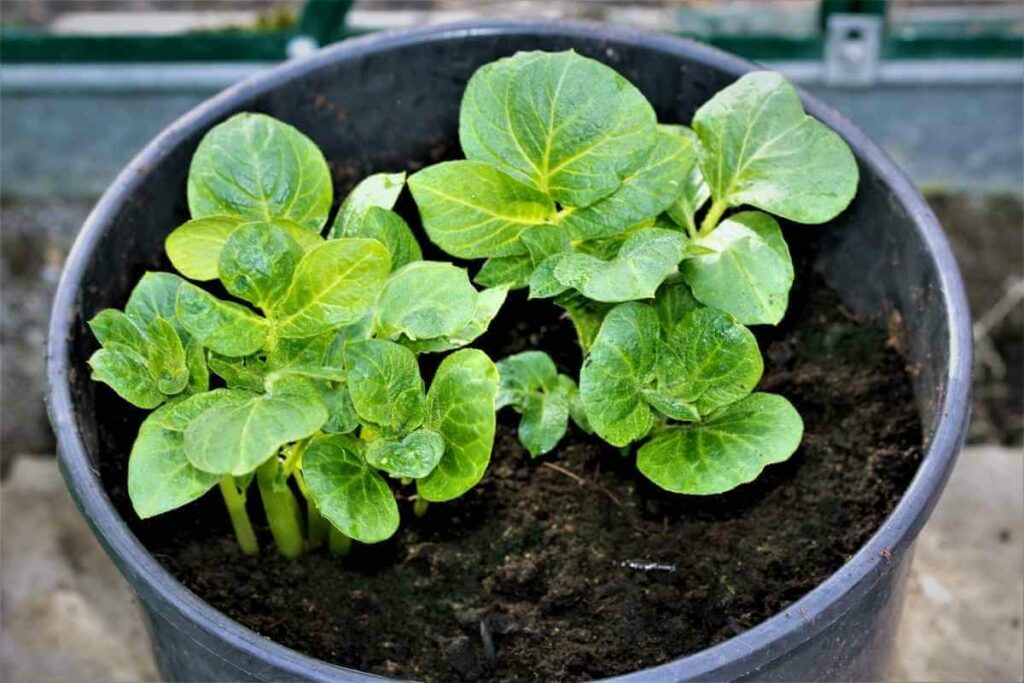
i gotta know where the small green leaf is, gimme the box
[557,291,611,352]
[496,351,573,457]
[207,353,266,392]
[682,211,794,325]
[693,71,858,224]
[273,238,391,339]
[520,225,571,264]
[266,331,345,382]
[459,50,657,207]
[345,339,426,433]
[365,428,445,479]
[165,216,246,281]
[302,434,399,543]
[322,385,359,434]
[375,262,478,340]
[337,206,421,270]
[579,302,658,446]
[555,228,687,302]
[187,112,332,230]
[475,255,532,289]
[652,307,763,416]
[653,274,701,335]
[88,309,146,350]
[125,272,186,331]
[559,125,697,241]
[401,285,509,354]
[88,345,165,409]
[636,393,803,494]
[638,390,701,422]
[528,253,571,299]
[143,316,189,395]
[176,282,269,357]
[665,128,711,235]
[184,338,209,394]
[328,171,406,239]
[184,376,327,475]
[409,160,554,258]
[418,349,499,502]
[128,393,229,518]
[217,222,303,309]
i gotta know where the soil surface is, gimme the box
[97,240,923,682]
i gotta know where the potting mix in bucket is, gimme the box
[87,51,922,680]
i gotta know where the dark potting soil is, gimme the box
[97,239,923,682]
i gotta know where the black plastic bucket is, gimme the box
[46,20,972,682]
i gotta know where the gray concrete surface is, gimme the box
[0,446,1020,682]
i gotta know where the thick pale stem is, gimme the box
[256,459,305,559]
[328,527,352,556]
[218,477,258,555]
[413,498,430,518]
[699,198,728,236]
[294,470,328,549]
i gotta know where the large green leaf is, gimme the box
[187,112,332,230]
[682,211,794,325]
[88,344,165,409]
[273,238,390,338]
[127,393,227,518]
[365,428,445,479]
[692,71,858,224]
[328,171,406,239]
[336,206,421,270]
[579,302,658,446]
[650,307,763,417]
[496,351,575,457]
[559,126,696,240]
[176,282,269,356]
[217,222,303,309]
[636,393,803,494]
[302,434,400,543]
[184,376,327,476]
[459,50,657,207]
[417,349,498,502]
[554,228,687,302]
[344,339,426,433]
[409,160,554,258]
[375,262,478,341]
[165,216,246,281]
[143,316,189,395]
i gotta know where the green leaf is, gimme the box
[528,253,571,299]
[475,255,532,289]
[265,331,345,382]
[165,216,247,281]
[638,390,701,422]
[579,302,658,446]
[176,282,269,357]
[409,160,554,258]
[652,307,763,416]
[302,434,399,543]
[88,345,165,409]
[559,125,697,240]
[187,112,332,230]
[459,50,657,207]
[344,339,426,433]
[125,272,186,331]
[273,238,391,339]
[692,71,858,224]
[653,274,701,335]
[520,225,571,263]
[184,338,209,394]
[636,393,802,494]
[375,262,478,340]
[184,375,327,475]
[328,171,406,239]
[322,385,359,434]
[496,351,573,457]
[207,353,266,392]
[365,428,445,479]
[665,128,711,235]
[143,316,189,395]
[401,285,509,354]
[554,228,687,302]
[682,211,794,325]
[557,291,611,352]
[127,393,227,518]
[88,309,146,350]
[417,349,499,502]
[336,206,421,270]
[217,222,303,309]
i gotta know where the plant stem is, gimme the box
[328,527,352,556]
[218,477,258,556]
[413,498,430,518]
[699,198,728,236]
[256,459,305,559]
[293,469,328,549]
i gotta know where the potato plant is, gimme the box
[88,113,504,556]
[410,51,859,494]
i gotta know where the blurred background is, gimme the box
[0,1,1021,681]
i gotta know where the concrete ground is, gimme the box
[0,446,1020,682]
